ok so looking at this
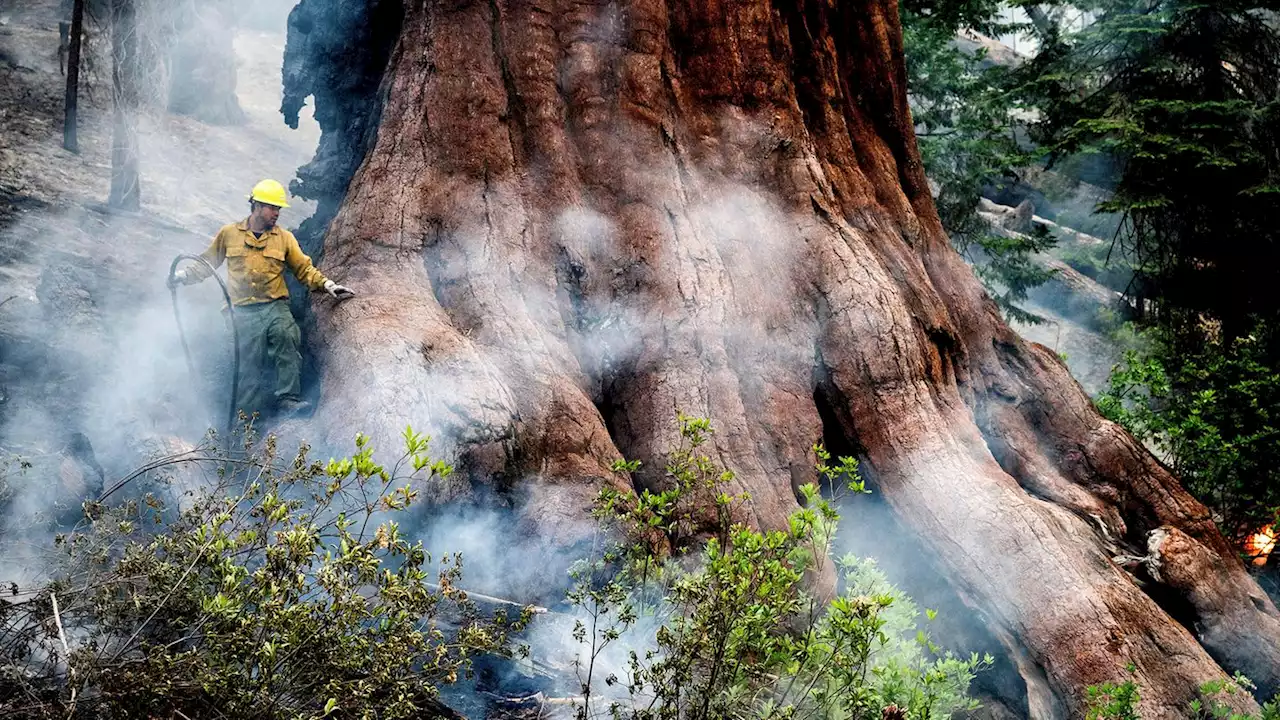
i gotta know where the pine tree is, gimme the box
[1026,0,1280,338]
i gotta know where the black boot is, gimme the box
[277,398,313,418]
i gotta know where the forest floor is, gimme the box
[1011,298,1120,395]
[0,0,318,270]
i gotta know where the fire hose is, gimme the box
[167,254,240,440]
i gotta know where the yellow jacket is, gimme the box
[192,220,329,306]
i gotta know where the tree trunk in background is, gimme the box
[107,0,140,210]
[62,0,85,153]
[167,0,245,125]
[284,0,1280,716]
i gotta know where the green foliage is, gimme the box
[1084,673,1280,719]
[1085,666,1141,720]
[0,428,525,719]
[1057,240,1137,295]
[570,415,987,720]
[968,225,1061,326]
[1097,323,1280,547]
[979,0,1280,554]
[902,0,1280,562]
[900,0,1006,36]
[605,413,745,554]
[1023,0,1280,337]
[814,443,868,498]
[1190,675,1265,720]
[901,2,1058,323]
[834,557,989,719]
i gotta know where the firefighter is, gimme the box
[169,179,353,419]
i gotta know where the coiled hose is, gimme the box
[168,254,239,440]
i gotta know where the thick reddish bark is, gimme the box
[287,0,1280,715]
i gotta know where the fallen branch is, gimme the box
[483,691,593,707]
[97,452,270,502]
[50,592,69,655]
[425,582,550,615]
[50,592,78,717]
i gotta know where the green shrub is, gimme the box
[0,428,525,719]
[1084,673,1280,719]
[569,415,989,720]
[1096,324,1280,549]
[1085,667,1140,720]
[901,3,1058,325]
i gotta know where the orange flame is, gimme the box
[1245,525,1277,566]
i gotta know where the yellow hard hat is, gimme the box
[249,179,290,208]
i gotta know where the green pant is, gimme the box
[232,299,302,418]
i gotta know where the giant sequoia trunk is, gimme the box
[283,0,1280,716]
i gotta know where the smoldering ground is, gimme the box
[0,0,600,632]
[0,215,249,585]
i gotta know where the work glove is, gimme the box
[323,279,355,299]
[167,267,197,288]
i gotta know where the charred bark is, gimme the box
[286,0,1280,716]
[62,0,86,153]
[282,0,404,257]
